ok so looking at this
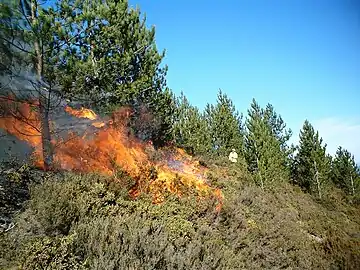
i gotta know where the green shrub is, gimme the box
[2,167,360,269]
[19,233,86,270]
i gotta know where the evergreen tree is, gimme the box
[173,92,211,155]
[205,89,244,156]
[332,147,360,196]
[131,87,176,147]
[1,0,175,162]
[294,120,331,199]
[57,0,172,145]
[263,103,295,175]
[244,99,262,173]
[245,99,288,188]
[263,103,293,153]
[0,0,83,169]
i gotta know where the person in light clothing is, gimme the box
[229,148,238,163]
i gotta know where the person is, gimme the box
[228,148,238,163]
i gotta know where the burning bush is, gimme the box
[0,99,223,209]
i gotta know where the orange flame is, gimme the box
[65,106,98,120]
[0,97,43,163]
[0,99,223,210]
[64,106,105,128]
[91,121,105,128]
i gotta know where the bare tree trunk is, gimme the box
[314,161,321,199]
[256,154,264,190]
[31,0,53,170]
[350,175,355,196]
[39,93,53,169]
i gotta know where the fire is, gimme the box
[65,106,98,120]
[0,97,43,163]
[0,100,223,210]
[64,106,104,127]
[91,121,105,128]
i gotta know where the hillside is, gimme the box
[1,0,360,269]
[1,157,360,269]
[0,99,359,269]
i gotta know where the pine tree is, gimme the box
[149,88,176,147]
[245,99,288,188]
[132,87,176,147]
[57,0,172,145]
[205,89,244,156]
[332,147,360,196]
[0,0,83,169]
[244,99,263,173]
[263,104,294,153]
[173,92,211,155]
[294,120,331,199]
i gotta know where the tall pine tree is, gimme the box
[57,0,173,146]
[263,103,295,175]
[1,0,176,157]
[294,120,331,199]
[245,99,288,188]
[205,89,244,156]
[332,147,360,196]
[0,0,86,169]
[172,92,211,155]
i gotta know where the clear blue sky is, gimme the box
[129,0,360,159]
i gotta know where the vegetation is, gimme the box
[1,162,360,269]
[293,121,332,199]
[244,99,289,188]
[204,90,245,157]
[1,0,360,269]
[332,147,360,199]
[173,92,212,155]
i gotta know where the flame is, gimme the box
[64,106,105,128]
[65,106,98,120]
[0,97,43,164]
[0,99,223,210]
[91,121,105,128]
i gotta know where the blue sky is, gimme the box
[129,0,360,159]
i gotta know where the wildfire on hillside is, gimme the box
[0,98,223,210]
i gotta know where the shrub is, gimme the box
[1,167,360,269]
[19,233,85,270]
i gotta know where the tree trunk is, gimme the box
[314,161,321,199]
[39,95,53,169]
[253,143,264,190]
[31,0,53,170]
[350,175,355,196]
[256,155,264,190]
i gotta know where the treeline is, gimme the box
[171,90,360,201]
[0,0,359,200]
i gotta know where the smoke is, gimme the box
[0,96,102,164]
[0,129,33,162]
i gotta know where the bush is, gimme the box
[1,167,360,269]
[19,234,85,270]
